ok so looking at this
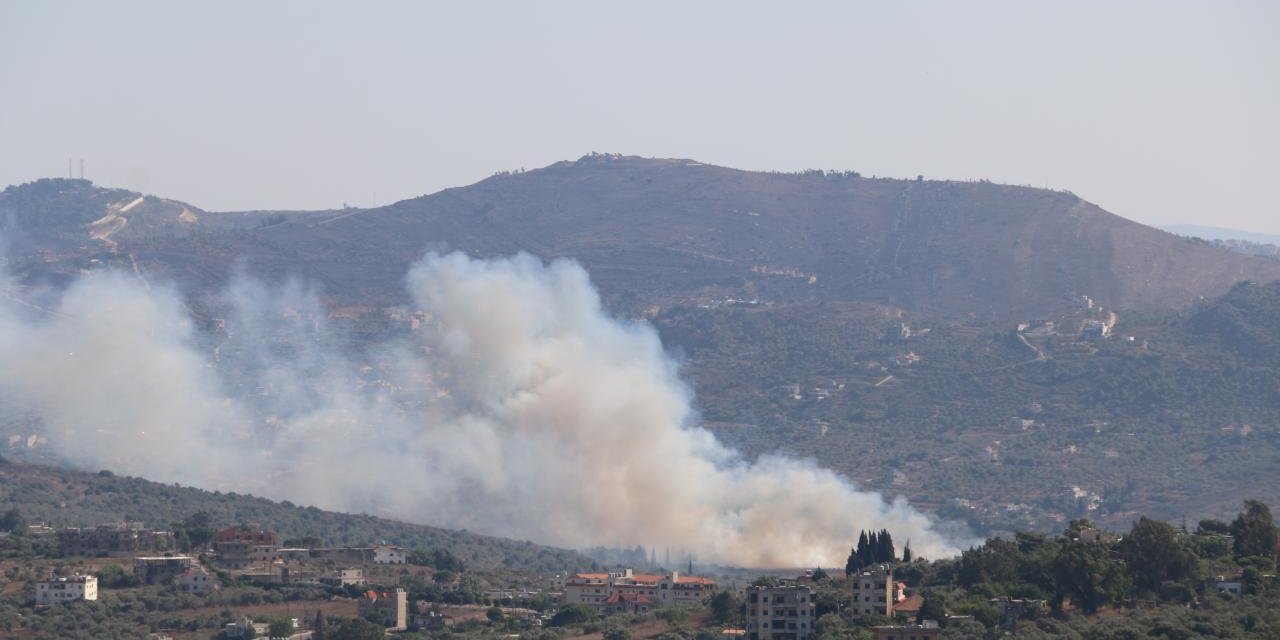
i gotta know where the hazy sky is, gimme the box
[2,1,1277,232]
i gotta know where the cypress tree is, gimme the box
[855,531,870,569]
[880,529,896,562]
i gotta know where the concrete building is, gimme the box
[745,584,815,640]
[372,544,406,564]
[563,572,613,607]
[604,591,653,614]
[134,556,196,585]
[213,525,279,570]
[850,568,895,617]
[659,571,718,607]
[563,569,716,611]
[174,565,216,593]
[358,588,408,630]
[58,523,174,556]
[321,567,365,587]
[35,574,98,605]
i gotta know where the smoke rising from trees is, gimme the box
[0,251,967,566]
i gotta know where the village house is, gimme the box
[372,543,406,564]
[562,572,611,607]
[174,564,216,593]
[134,556,196,585]
[604,591,653,614]
[745,584,815,640]
[321,567,365,586]
[212,525,280,569]
[35,574,98,605]
[358,588,408,630]
[659,571,718,607]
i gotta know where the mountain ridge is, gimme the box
[5,154,1264,318]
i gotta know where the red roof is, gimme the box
[605,592,652,605]
[675,576,716,585]
[894,594,924,613]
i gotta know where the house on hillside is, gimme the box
[213,525,279,569]
[372,543,405,564]
[135,556,195,585]
[604,591,652,614]
[658,571,717,607]
[174,564,216,593]
[359,588,408,630]
[35,574,97,605]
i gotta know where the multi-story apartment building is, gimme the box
[745,584,815,640]
[213,525,280,569]
[35,574,98,605]
[850,568,895,617]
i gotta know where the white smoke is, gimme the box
[0,252,967,566]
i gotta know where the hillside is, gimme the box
[654,292,1280,534]
[2,157,1280,541]
[0,458,585,573]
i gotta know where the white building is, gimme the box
[35,574,98,605]
[175,565,216,593]
[372,544,406,564]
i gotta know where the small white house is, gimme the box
[35,574,98,605]
[372,544,405,564]
[175,565,217,593]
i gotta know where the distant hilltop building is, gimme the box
[35,574,97,605]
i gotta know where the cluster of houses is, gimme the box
[30,521,407,615]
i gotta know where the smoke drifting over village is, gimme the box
[0,251,965,566]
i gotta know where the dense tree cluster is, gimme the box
[845,529,896,575]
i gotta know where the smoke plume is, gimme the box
[0,252,966,566]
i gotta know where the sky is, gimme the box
[2,1,1277,232]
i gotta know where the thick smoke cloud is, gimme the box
[0,252,966,566]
